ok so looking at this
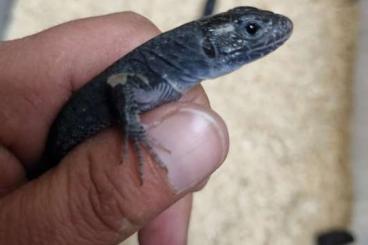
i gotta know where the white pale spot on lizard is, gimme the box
[212,23,235,35]
[107,73,128,87]
[107,73,150,87]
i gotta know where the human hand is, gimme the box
[0,12,229,245]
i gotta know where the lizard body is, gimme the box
[41,7,293,178]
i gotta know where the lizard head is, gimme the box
[198,6,293,78]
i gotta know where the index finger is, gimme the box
[0,12,160,166]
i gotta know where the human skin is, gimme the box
[0,12,229,245]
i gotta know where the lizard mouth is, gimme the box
[222,34,291,65]
[250,35,290,54]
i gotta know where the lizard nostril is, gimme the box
[280,17,293,31]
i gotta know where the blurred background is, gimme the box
[0,0,365,244]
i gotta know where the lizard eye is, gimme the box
[245,23,260,35]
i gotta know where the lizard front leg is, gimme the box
[107,73,166,183]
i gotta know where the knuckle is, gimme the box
[86,165,136,231]
[68,154,140,237]
[65,132,172,239]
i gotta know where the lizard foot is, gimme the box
[123,124,168,185]
[109,75,168,184]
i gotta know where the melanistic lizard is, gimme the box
[38,7,293,180]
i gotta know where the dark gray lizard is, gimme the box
[36,7,293,180]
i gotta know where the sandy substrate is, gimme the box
[5,0,358,244]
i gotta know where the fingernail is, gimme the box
[146,105,228,193]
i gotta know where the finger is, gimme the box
[0,146,26,197]
[0,100,228,244]
[0,11,160,165]
[0,11,229,245]
[138,194,193,245]
[179,85,210,107]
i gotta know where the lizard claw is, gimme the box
[124,126,168,185]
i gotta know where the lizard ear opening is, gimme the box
[202,38,217,58]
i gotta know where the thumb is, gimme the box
[0,93,228,245]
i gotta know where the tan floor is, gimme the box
[5,0,358,244]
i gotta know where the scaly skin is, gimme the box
[41,7,293,179]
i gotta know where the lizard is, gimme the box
[36,7,293,181]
